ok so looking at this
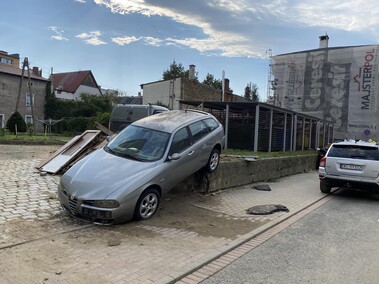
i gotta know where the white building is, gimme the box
[52,70,102,101]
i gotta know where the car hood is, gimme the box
[61,148,160,199]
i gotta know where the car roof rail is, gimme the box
[184,109,210,115]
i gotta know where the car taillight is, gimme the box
[319,156,326,168]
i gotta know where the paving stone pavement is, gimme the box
[0,145,327,284]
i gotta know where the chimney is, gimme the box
[224,78,230,93]
[319,34,329,49]
[189,64,196,80]
[32,66,41,76]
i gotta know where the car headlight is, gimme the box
[87,200,120,208]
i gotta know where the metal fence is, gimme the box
[180,101,334,152]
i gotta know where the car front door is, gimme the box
[163,127,199,191]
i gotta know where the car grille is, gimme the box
[62,188,78,215]
[68,197,78,214]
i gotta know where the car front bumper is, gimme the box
[57,186,136,225]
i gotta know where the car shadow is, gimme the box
[332,187,379,202]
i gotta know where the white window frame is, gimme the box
[0,114,4,128]
[26,93,34,107]
[25,115,33,125]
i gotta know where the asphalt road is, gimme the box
[202,188,379,284]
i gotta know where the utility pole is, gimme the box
[15,57,35,133]
[15,58,27,112]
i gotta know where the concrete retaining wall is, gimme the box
[174,155,318,193]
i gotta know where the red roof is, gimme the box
[51,70,100,93]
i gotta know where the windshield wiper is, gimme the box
[104,146,121,157]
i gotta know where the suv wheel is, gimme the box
[320,181,331,194]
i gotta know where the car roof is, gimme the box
[331,140,379,148]
[132,110,213,133]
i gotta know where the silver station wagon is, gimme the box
[58,110,224,224]
[318,140,379,193]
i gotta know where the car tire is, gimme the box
[134,188,160,221]
[320,181,331,194]
[206,148,220,173]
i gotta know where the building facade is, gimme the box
[0,50,20,68]
[141,77,249,110]
[52,70,102,100]
[270,37,379,141]
[0,63,49,131]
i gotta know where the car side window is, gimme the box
[203,118,219,132]
[169,127,191,155]
[189,121,209,143]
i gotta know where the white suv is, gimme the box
[318,140,379,193]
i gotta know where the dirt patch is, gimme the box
[145,190,265,239]
[0,144,266,247]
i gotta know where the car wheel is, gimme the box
[320,181,331,194]
[206,148,220,173]
[134,188,160,221]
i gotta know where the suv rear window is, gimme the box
[328,145,379,161]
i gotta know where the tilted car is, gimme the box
[318,140,379,193]
[58,110,224,224]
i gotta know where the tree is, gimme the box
[162,60,199,81]
[162,60,187,80]
[202,73,233,93]
[6,112,27,133]
[203,73,222,90]
[244,83,260,102]
[251,83,259,102]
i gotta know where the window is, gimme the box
[169,127,191,155]
[26,93,33,107]
[189,121,209,143]
[25,115,33,125]
[0,114,4,128]
[328,145,379,161]
[203,118,220,132]
[0,57,12,64]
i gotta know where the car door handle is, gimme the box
[188,151,195,156]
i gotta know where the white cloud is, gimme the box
[142,37,163,47]
[94,0,379,57]
[111,36,141,45]
[49,26,69,41]
[76,31,107,45]
[74,0,86,3]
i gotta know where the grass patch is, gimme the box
[0,132,73,145]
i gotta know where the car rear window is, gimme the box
[328,145,379,161]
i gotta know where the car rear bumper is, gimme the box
[320,176,379,192]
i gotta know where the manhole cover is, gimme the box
[253,184,271,191]
[246,204,289,215]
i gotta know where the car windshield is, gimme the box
[105,125,170,162]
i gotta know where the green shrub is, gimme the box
[6,112,27,133]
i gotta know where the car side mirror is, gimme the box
[168,153,181,161]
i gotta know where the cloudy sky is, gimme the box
[1,0,379,99]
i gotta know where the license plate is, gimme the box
[340,164,362,171]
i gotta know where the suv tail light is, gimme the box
[319,156,326,168]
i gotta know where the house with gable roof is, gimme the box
[51,70,102,101]
[0,50,49,131]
